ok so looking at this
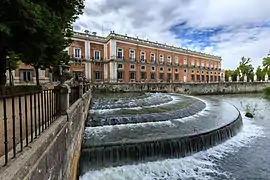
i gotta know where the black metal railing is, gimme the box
[0,88,59,165]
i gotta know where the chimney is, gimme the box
[84,30,89,34]
[92,32,97,36]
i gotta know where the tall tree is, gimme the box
[236,57,254,81]
[262,52,270,71]
[255,66,264,81]
[0,0,85,85]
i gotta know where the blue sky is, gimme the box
[74,0,270,69]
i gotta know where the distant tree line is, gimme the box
[225,53,270,82]
[0,0,85,85]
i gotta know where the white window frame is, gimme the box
[151,66,155,71]
[140,51,145,61]
[159,54,164,63]
[130,64,135,69]
[218,63,221,69]
[141,65,146,71]
[150,52,155,62]
[117,63,123,69]
[191,59,195,66]
[206,61,210,67]
[197,60,200,66]
[174,56,179,64]
[183,57,187,65]
[175,68,178,73]
[73,47,81,58]
[167,55,172,64]
[94,50,100,60]
[117,48,123,59]
[129,49,135,60]
[201,60,205,67]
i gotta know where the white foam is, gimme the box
[92,93,181,114]
[80,116,265,180]
[85,96,208,137]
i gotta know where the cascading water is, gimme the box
[79,93,243,177]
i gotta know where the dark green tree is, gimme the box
[0,0,84,85]
[256,66,264,81]
[225,70,237,81]
[262,52,270,71]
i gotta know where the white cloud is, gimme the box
[74,0,270,69]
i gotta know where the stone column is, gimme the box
[243,74,247,82]
[265,73,269,82]
[254,74,257,82]
[236,75,239,82]
[183,75,187,83]
[56,84,71,115]
[229,76,232,82]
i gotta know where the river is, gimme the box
[80,93,270,180]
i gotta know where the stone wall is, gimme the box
[92,82,270,95]
[0,89,92,180]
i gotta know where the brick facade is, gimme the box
[69,31,222,83]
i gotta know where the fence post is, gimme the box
[56,84,70,115]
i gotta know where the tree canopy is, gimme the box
[235,57,254,81]
[0,0,85,85]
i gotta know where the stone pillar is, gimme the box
[243,74,247,82]
[229,76,232,82]
[265,73,269,82]
[56,84,71,115]
[254,74,257,82]
[183,75,187,83]
[236,75,239,82]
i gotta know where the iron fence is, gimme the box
[0,88,59,165]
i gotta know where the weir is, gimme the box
[79,93,243,176]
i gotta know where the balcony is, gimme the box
[117,56,125,61]
[92,57,103,61]
[167,62,172,65]
[159,61,164,65]
[129,58,136,61]
[150,59,155,64]
[140,58,146,63]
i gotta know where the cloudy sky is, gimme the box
[74,0,270,69]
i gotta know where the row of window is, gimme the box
[117,48,221,68]
[72,47,221,68]
[73,47,101,60]
[117,64,220,74]
[95,71,220,82]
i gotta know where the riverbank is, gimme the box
[91,82,270,95]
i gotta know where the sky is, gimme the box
[74,0,270,69]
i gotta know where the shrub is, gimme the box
[263,86,270,98]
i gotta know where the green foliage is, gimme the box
[225,69,237,81]
[6,51,20,70]
[0,0,85,85]
[262,52,270,71]
[262,86,270,99]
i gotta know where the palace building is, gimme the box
[68,31,222,83]
[8,31,223,85]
